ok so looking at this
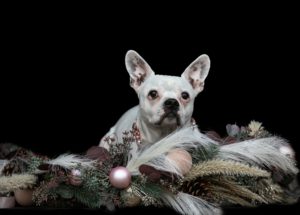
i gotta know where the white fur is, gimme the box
[217,137,298,175]
[100,50,210,150]
[181,54,210,94]
[46,154,96,170]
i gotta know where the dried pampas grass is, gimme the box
[184,159,270,182]
[0,174,37,192]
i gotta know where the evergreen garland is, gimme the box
[0,120,299,214]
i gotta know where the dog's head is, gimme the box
[125,50,210,128]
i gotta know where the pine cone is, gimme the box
[2,160,21,176]
[139,164,180,183]
[180,179,213,200]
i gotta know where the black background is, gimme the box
[1,3,299,215]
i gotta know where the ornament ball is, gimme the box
[69,169,82,186]
[109,167,131,189]
[14,189,33,206]
[166,148,192,175]
[279,145,295,158]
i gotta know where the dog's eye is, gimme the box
[181,92,190,100]
[148,90,158,99]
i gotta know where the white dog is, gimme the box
[100,50,210,149]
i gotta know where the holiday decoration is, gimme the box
[166,148,193,176]
[14,189,33,206]
[0,195,15,208]
[109,167,131,189]
[0,121,299,214]
[69,169,82,186]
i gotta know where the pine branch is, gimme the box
[72,186,103,208]
[184,159,270,182]
[27,157,44,174]
[53,184,74,199]
[130,180,163,206]
[191,144,219,163]
[32,178,59,206]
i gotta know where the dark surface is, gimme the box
[1,3,300,215]
[0,205,300,215]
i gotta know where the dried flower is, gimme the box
[248,121,264,137]
[226,124,240,137]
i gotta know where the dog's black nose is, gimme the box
[164,99,179,111]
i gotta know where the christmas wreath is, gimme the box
[0,121,299,214]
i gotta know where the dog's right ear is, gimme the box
[125,50,155,91]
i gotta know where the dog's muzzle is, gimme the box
[163,99,179,112]
[155,99,181,126]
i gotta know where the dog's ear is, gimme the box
[181,54,210,94]
[125,50,155,91]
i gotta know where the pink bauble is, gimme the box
[109,167,131,189]
[14,189,33,206]
[71,169,81,177]
[166,148,192,175]
[69,169,82,186]
[279,146,295,158]
[0,196,15,208]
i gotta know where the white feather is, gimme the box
[217,136,298,175]
[126,126,218,175]
[0,160,8,175]
[161,192,222,215]
[46,154,96,170]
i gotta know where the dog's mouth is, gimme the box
[155,111,181,126]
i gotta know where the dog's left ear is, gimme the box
[125,50,155,92]
[181,54,210,94]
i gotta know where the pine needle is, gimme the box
[184,159,270,182]
[191,144,219,163]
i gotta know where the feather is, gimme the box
[161,192,222,215]
[126,126,218,175]
[217,137,298,175]
[46,154,96,170]
[0,159,8,174]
